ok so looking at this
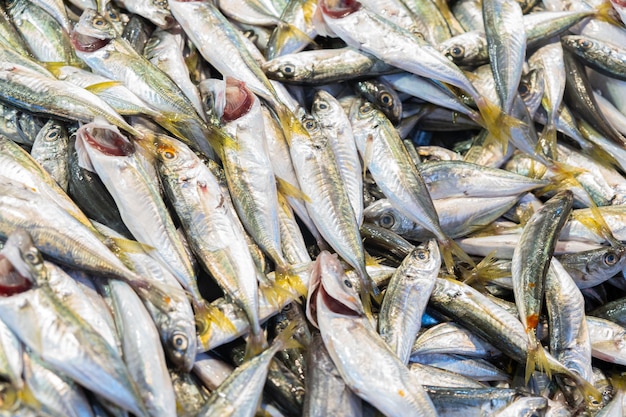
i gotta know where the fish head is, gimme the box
[349,97,381,127]
[0,230,41,294]
[560,35,595,55]
[147,0,175,29]
[198,78,226,122]
[165,320,197,372]
[363,199,414,236]
[589,245,626,278]
[407,239,441,274]
[71,9,117,52]
[262,58,308,82]
[306,251,364,328]
[355,79,402,125]
[75,118,135,171]
[152,134,198,178]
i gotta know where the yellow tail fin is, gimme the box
[536,124,558,161]
[475,96,525,155]
[460,250,510,287]
[525,336,552,384]
[244,328,268,361]
[440,238,475,275]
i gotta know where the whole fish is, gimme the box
[511,190,574,382]
[378,240,441,364]
[74,119,202,308]
[307,251,438,417]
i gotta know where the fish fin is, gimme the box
[109,237,155,254]
[561,368,604,406]
[276,177,311,203]
[42,61,69,76]
[275,105,307,147]
[536,124,558,161]
[271,22,318,57]
[475,97,525,155]
[244,329,268,360]
[525,337,552,384]
[259,273,296,309]
[460,250,508,287]
[84,80,124,94]
[271,320,304,352]
[17,383,40,410]
[195,302,238,349]
[594,0,623,26]
[571,206,620,246]
[274,265,308,298]
[440,238,475,275]
[545,161,620,246]
[360,285,375,326]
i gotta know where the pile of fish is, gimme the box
[4,0,626,415]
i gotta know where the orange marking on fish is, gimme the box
[526,314,539,330]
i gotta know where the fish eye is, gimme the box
[604,252,618,266]
[416,249,429,261]
[379,92,393,107]
[518,81,529,97]
[343,279,352,288]
[359,102,374,115]
[46,128,60,140]
[93,17,106,26]
[281,64,295,77]
[170,333,188,352]
[316,101,329,111]
[304,119,317,131]
[379,213,395,228]
[448,45,465,59]
[24,250,39,264]
[578,39,593,50]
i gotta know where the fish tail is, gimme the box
[525,337,551,383]
[537,123,558,161]
[440,238,475,274]
[269,22,318,60]
[275,105,306,146]
[270,320,304,353]
[547,161,619,245]
[561,369,603,406]
[267,265,306,303]
[195,302,238,348]
[594,1,622,26]
[461,250,508,286]
[474,96,522,154]
[360,284,375,324]
[244,326,268,360]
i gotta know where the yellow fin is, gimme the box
[42,61,69,77]
[276,177,311,203]
[195,303,238,348]
[525,337,552,384]
[272,320,304,352]
[475,96,525,155]
[16,383,38,410]
[594,1,622,26]
[536,124,558,161]
[259,276,295,309]
[275,265,308,298]
[440,238,475,275]
[244,329,268,360]
[272,21,318,54]
[85,80,124,94]
[110,237,155,254]
[277,106,310,147]
[460,250,509,287]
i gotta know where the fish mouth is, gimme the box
[82,124,135,157]
[221,77,254,123]
[0,255,32,296]
[70,30,110,52]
